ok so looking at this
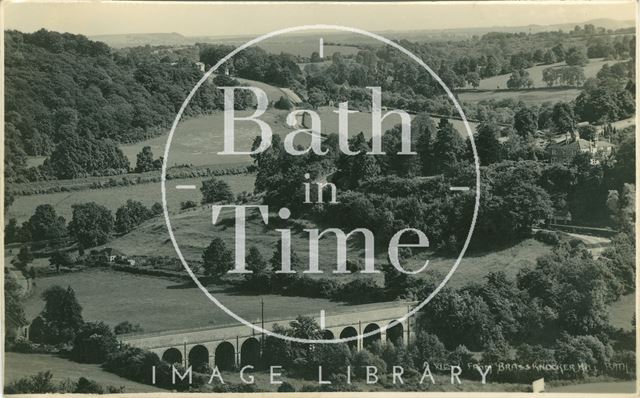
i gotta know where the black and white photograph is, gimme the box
[2,1,637,395]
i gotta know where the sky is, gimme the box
[2,1,636,37]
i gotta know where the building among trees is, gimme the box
[546,131,614,163]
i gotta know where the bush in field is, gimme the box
[71,321,119,363]
[180,200,197,210]
[200,177,234,204]
[202,237,234,277]
[114,321,144,335]
[49,250,75,272]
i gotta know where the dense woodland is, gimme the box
[4,30,222,181]
[4,26,635,182]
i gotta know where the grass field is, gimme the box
[4,352,163,393]
[547,381,635,393]
[609,293,635,332]
[314,106,477,138]
[6,174,256,224]
[23,269,398,333]
[458,87,582,105]
[469,58,615,90]
[105,203,550,287]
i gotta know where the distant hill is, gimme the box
[90,18,635,48]
[90,32,194,48]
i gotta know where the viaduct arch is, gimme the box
[123,302,412,369]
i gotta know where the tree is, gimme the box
[115,200,152,234]
[474,122,501,166]
[600,232,635,294]
[33,285,84,345]
[606,184,635,234]
[310,51,323,63]
[5,218,19,243]
[150,202,163,216]
[72,321,118,363]
[202,237,233,278]
[274,96,293,110]
[134,146,155,173]
[431,119,465,174]
[414,113,438,175]
[466,71,480,88]
[28,204,67,241]
[564,46,588,66]
[13,245,33,270]
[551,102,575,133]
[68,202,114,251]
[513,107,538,138]
[334,132,381,189]
[243,246,270,292]
[200,177,234,204]
[577,124,597,141]
[49,251,74,272]
[5,273,27,341]
[542,49,557,64]
[307,87,327,108]
[554,334,613,373]
[542,67,558,87]
[418,288,495,350]
[507,69,533,89]
[552,43,566,61]
[46,134,130,179]
[518,242,613,339]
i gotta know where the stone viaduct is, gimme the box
[119,302,413,370]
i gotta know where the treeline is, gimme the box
[5,199,162,248]
[251,94,634,243]
[5,29,223,182]
[199,44,304,87]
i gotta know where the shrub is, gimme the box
[5,371,58,394]
[534,230,560,245]
[335,279,385,304]
[73,377,104,394]
[277,382,296,392]
[351,349,387,380]
[200,177,234,204]
[114,321,143,335]
[71,322,118,363]
[180,200,197,210]
[274,96,293,110]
